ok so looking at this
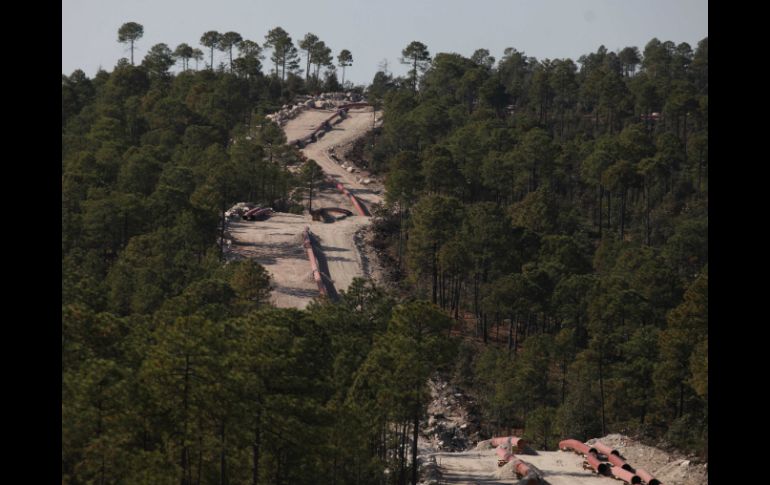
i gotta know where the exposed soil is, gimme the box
[228,105,385,308]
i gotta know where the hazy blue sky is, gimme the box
[62,0,708,85]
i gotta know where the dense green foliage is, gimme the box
[63,26,707,485]
[369,37,707,455]
[63,25,444,485]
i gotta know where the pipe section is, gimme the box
[593,441,621,457]
[604,453,634,472]
[333,180,368,216]
[558,439,590,455]
[635,468,661,485]
[490,436,527,451]
[303,227,326,296]
[585,453,609,475]
[495,450,540,485]
[511,458,530,477]
[609,465,642,484]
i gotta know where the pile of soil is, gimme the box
[420,375,482,452]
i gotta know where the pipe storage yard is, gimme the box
[429,433,672,484]
[555,437,664,485]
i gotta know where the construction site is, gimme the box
[220,97,707,485]
[62,7,709,483]
[225,93,384,307]
[406,375,706,485]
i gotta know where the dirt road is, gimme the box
[229,106,382,308]
[431,448,615,484]
[432,449,518,484]
[289,107,384,210]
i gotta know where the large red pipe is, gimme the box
[495,449,538,484]
[490,436,527,451]
[558,439,590,455]
[590,441,635,472]
[592,441,621,457]
[608,453,634,472]
[495,446,512,463]
[585,453,609,475]
[303,227,326,296]
[609,465,641,484]
[635,468,661,485]
[511,459,539,485]
[511,458,530,476]
[333,181,367,216]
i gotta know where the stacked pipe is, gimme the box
[584,452,610,475]
[592,441,660,485]
[561,438,659,485]
[636,468,662,485]
[610,466,642,484]
[302,227,326,297]
[589,442,634,472]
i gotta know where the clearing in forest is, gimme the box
[229,105,383,308]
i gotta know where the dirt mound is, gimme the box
[421,376,482,452]
[587,434,707,485]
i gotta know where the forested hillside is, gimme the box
[367,37,708,456]
[62,23,707,484]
